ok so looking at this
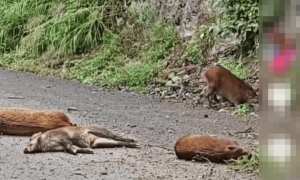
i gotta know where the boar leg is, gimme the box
[207,96,212,108]
[213,94,219,103]
[112,135,136,143]
[88,126,135,143]
[205,87,215,108]
[54,139,94,155]
[91,138,140,148]
[72,146,94,154]
[230,101,239,107]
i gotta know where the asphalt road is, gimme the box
[0,69,258,180]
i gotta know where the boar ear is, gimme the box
[226,145,249,156]
[226,145,241,151]
[30,132,42,141]
[37,135,42,144]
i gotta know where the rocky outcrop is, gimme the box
[156,0,213,41]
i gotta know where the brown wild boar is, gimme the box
[174,134,248,163]
[202,65,257,107]
[24,126,139,154]
[0,107,75,136]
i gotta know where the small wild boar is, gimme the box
[0,107,75,136]
[202,65,257,107]
[24,126,139,154]
[174,134,248,163]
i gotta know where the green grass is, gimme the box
[185,43,202,64]
[228,147,259,174]
[69,24,177,94]
[0,0,178,94]
[0,0,124,56]
[233,103,252,116]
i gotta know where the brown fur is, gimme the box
[0,107,75,136]
[174,134,248,163]
[202,65,257,107]
[24,126,139,154]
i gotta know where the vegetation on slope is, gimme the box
[0,0,177,94]
[185,0,259,71]
[0,0,258,94]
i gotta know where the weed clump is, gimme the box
[228,147,259,174]
[233,103,252,116]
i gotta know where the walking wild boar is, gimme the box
[202,65,257,107]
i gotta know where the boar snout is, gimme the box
[23,148,31,154]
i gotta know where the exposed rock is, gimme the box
[156,0,213,42]
[171,76,180,82]
[208,38,239,61]
[166,80,173,87]
[182,74,190,82]
[168,72,175,79]
[155,88,161,92]
[165,94,177,99]
[218,108,227,113]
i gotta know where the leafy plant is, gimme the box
[183,25,215,64]
[185,44,201,63]
[214,0,259,55]
[228,147,259,174]
[128,1,157,27]
[233,103,253,116]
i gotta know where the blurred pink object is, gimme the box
[268,29,296,73]
[269,49,296,73]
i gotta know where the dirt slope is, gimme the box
[0,69,258,180]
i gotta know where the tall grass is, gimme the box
[0,0,178,94]
[68,1,178,93]
[0,0,124,56]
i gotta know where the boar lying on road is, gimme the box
[24,126,139,155]
[174,134,248,163]
[0,107,75,136]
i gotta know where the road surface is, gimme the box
[0,69,258,180]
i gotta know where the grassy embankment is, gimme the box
[0,0,177,94]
